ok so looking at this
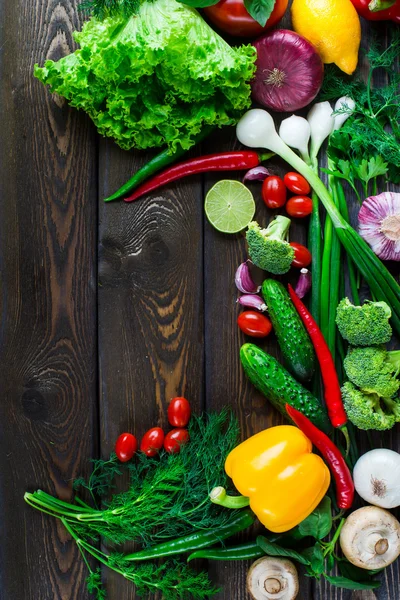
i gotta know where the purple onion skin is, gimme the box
[251,29,324,112]
[243,166,270,183]
[294,268,311,299]
[237,294,268,311]
[235,261,260,294]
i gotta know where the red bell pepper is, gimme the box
[350,0,400,22]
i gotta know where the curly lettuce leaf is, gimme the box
[34,0,256,151]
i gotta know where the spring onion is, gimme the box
[236,109,400,336]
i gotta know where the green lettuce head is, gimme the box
[34,0,256,152]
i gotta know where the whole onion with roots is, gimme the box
[251,29,324,112]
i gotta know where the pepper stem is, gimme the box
[368,0,395,11]
[210,487,250,509]
[258,152,275,163]
[340,425,351,457]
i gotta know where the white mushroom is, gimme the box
[340,506,400,570]
[247,557,299,600]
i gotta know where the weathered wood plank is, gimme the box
[0,0,98,598]
[97,139,205,597]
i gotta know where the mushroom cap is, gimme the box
[340,506,400,570]
[247,557,299,600]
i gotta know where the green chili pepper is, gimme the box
[104,126,215,202]
[188,541,264,562]
[124,509,255,561]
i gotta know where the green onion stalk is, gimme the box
[236,109,400,337]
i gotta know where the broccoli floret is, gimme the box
[344,346,400,398]
[246,217,294,274]
[342,381,398,431]
[336,298,392,346]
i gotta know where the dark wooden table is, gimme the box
[0,1,398,598]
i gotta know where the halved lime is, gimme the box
[205,180,256,234]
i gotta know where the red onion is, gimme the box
[243,166,270,183]
[358,192,400,261]
[237,294,267,311]
[251,30,324,112]
[235,261,260,294]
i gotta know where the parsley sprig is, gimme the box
[321,27,400,190]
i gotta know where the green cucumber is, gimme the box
[262,279,315,382]
[240,343,330,434]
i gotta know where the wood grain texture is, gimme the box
[0,0,97,598]
[97,138,205,598]
[1,0,399,598]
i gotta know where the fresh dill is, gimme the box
[26,411,237,598]
[25,410,240,546]
[320,27,400,189]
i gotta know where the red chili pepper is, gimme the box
[286,404,354,510]
[124,152,271,202]
[350,0,399,21]
[288,284,347,429]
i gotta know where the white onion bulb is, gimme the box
[353,448,400,509]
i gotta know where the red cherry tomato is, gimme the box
[237,311,272,338]
[286,196,313,218]
[262,176,287,209]
[164,428,190,454]
[290,243,312,268]
[140,427,165,457]
[283,173,311,195]
[115,433,137,462]
[203,0,288,38]
[168,397,191,428]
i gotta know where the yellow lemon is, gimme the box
[291,0,361,75]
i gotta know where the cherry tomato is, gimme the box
[286,196,313,218]
[164,428,190,454]
[283,172,311,195]
[262,176,287,209]
[237,311,272,338]
[168,397,191,428]
[290,243,312,268]
[115,433,137,462]
[140,427,165,457]
[203,0,288,38]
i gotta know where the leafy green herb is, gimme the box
[302,544,325,578]
[297,496,332,540]
[324,575,381,591]
[337,559,382,583]
[243,0,276,26]
[321,27,400,188]
[74,453,123,508]
[26,411,240,547]
[256,536,311,566]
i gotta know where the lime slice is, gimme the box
[205,180,256,234]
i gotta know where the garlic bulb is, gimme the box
[358,192,400,261]
[353,448,400,508]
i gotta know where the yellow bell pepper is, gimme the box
[225,425,330,533]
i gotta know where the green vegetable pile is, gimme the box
[25,411,242,599]
[336,298,400,431]
[34,0,256,152]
